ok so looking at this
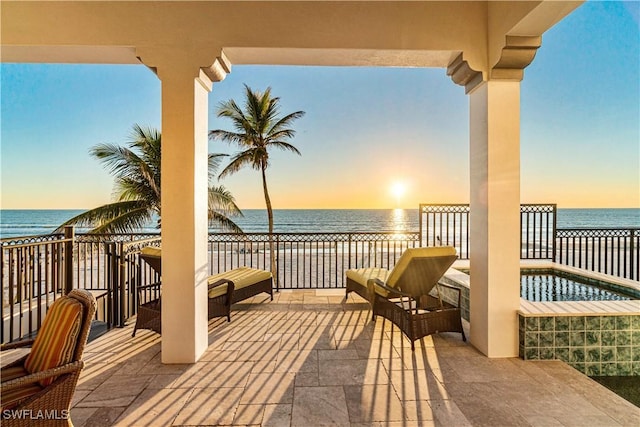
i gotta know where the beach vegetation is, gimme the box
[55,125,243,234]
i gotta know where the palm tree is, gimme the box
[209,85,305,276]
[55,124,243,234]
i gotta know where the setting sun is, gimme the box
[391,181,406,206]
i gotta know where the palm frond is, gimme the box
[208,185,243,216]
[208,211,244,234]
[57,124,241,235]
[54,201,153,234]
[218,150,261,179]
[267,110,306,136]
[266,141,302,156]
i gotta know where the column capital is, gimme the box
[447,53,483,95]
[449,35,541,93]
[490,35,541,81]
[135,46,231,89]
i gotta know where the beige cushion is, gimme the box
[346,247,457,298]
[386,246,456,287]
[141,246,162,257]
[345,268,392,296]
[207,267,272,299]
[345,268,391,287]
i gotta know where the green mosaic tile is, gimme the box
[633,362,640,375]
[586,348,600,363]
[601,330,616,346]
[540,348,555,360]
[570,348,585,363]
[616,330,631,346]
[539,332,554,348]
[556,332,570,347]
[570,316,585,331]
[570,331,585,347]
[601,316,616,331]
[556,347,569,362]
[585,331,601,347]
[602,362,618,376]
[519,345,525,359]
[585,363,601,376]
[631,315,640,329]
[600,347,615,362]
[586,316,601,331]
[632,346,640,362]
[525,347,539,360]
[540,317,554,332]
[615,316,631,330]
[615,362,632,375]
[616,346,631,362]
[519,330,524,347]
[526,317,539,332]
[632,331,640,346]
[525,332,539,348]
[519,315,525,332]
[555,316,570,331]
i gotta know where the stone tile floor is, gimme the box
[65,290,639,426]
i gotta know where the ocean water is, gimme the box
[0,208,638,239]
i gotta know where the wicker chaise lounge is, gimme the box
[133,246,273,336]
[345,246,465,350]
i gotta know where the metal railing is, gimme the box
[556,228,638,280]
[1,231,71,343]
[2,206,638,343]
[207,232,421,290]
[419,203,557,260]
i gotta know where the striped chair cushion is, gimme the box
[0,383,43,410]
[24,296,83,386]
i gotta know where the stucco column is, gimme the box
[469,80,521,358]
[157,65,212,363]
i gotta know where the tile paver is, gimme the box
[65,290,639,426]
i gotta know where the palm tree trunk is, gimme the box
[261,165,277,284]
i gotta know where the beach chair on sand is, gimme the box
[345,246,465,350]
[133,246,273,336]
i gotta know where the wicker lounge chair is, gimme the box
[132,247,273,336]
[1,289,97,427]
[346,246,465,350]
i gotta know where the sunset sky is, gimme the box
[1,1,638,211]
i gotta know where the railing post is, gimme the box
[552,204,558,262]
[418,204,423,246]
[630,228,636,281]
[348,233,352,270]
[63,226,74,294]
[118,242,126,327]
[275,235,280,292]
[105,242,118,328]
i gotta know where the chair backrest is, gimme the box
[23,289,96,386]
[141,246,162,275]
[386,247,457,298]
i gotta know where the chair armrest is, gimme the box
[208,278,233,290]
[208,279,235,299]
[369,279,412,298]
[137,282,162,304]
[368,279,418,312]
[1,360,84,390]
[1,339,35,351]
